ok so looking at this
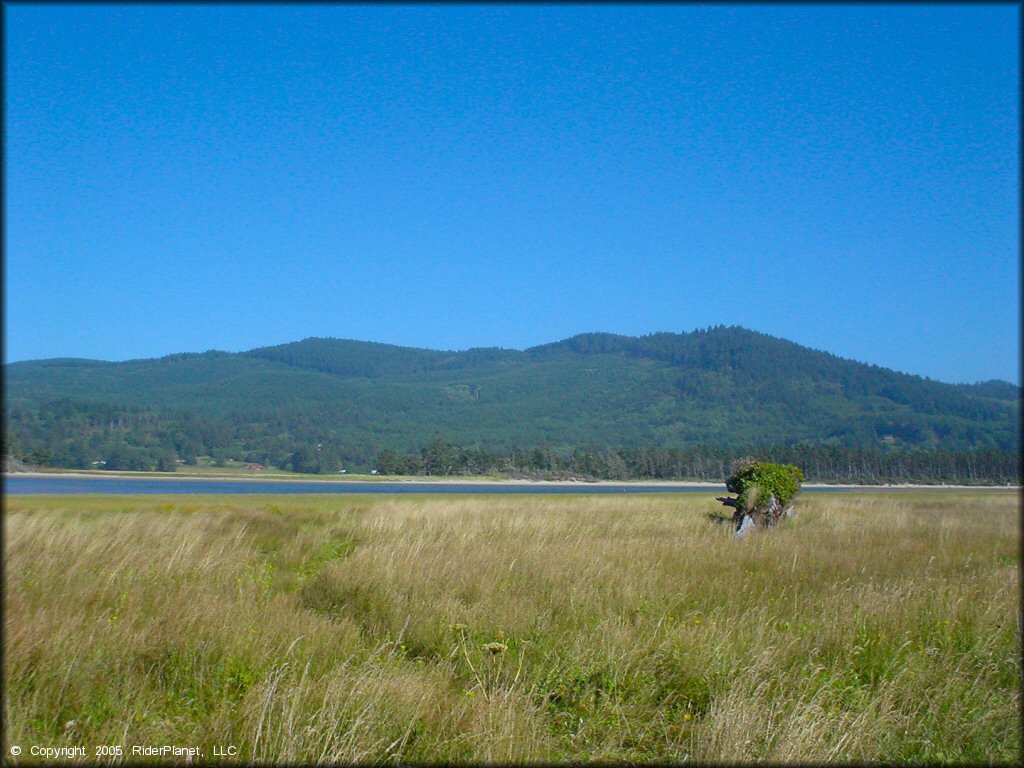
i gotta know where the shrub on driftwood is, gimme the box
[717,457,803,535]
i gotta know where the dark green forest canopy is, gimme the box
[4,327,1019,481]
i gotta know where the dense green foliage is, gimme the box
[374,438,1019,485]
[4,327,1019,482]
[726,459,804,509]
[4,402,1017,484]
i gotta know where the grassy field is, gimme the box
[3,492,1020,764]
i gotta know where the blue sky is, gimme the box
[4,4,1020,384]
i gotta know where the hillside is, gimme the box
[4,327,1019,475]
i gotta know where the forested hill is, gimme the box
[4,327,1019,476]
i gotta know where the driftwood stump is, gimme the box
[716,458,803,537]
[717,492,784,536]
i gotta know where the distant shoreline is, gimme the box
[3,470,1018,491]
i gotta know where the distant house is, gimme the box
[247,463,263,471]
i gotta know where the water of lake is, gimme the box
[5,475,1005,496]
[4,475,728,495]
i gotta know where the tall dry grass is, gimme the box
[3,492,1020,763]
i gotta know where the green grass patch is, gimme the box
[3,492,1019,763]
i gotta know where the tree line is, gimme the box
[4,399,1019,484]
[376,436,1019,485]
